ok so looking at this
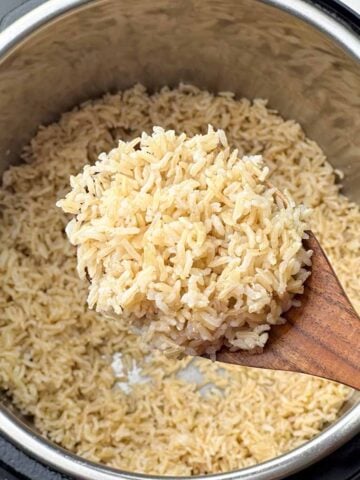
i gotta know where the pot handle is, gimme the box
[0,0,45,32]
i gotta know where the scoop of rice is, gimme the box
[57,126,311,355]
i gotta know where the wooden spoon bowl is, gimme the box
[213,232,360,390]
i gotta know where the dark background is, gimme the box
[1,434,360,479]
[0,0,359,479]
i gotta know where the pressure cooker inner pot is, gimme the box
[0,0,359,478]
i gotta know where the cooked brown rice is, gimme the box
[58,127,311,355]
[0,84,357,475]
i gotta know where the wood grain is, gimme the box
[215,232,360,390]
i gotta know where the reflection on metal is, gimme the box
[0,1,359,479]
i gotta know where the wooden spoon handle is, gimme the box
[216,233,360,390]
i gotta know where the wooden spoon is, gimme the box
[213,232,360,390]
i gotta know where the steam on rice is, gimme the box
[0,84,356,475]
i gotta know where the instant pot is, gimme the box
[0,1,359,479]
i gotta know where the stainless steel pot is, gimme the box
[0,1,359,479]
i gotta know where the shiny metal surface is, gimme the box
[0,0,359,199]
[0,1,359,479]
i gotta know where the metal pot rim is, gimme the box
[0,1,359,479]
[0,398,359,480]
